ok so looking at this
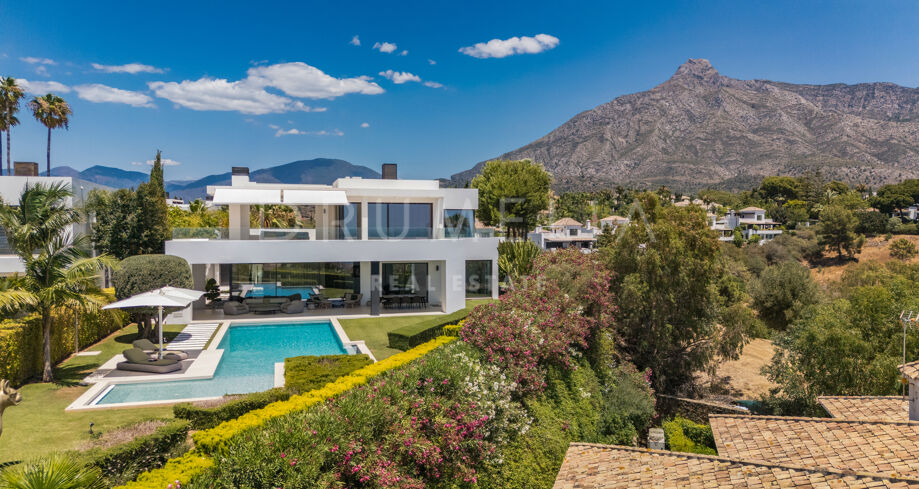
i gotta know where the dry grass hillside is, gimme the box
[811,234,919,286]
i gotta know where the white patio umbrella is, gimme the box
[103,286,205,359]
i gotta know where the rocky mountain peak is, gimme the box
[669,58,723,86]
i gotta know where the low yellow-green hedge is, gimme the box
[114,335,457,489]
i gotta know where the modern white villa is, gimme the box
[165,165,499,318]
[0,162,110,275]
[710,206,783,243]
[528,217,599,251]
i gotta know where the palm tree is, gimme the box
[28,94,71,176]
[0,183,115,382]
[1,454,106,489]
[0,77,24,176]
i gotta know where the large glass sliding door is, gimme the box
[231,262,360,299]
[368,203,432,239]
[382,263,428,297]
[465,260,492,297]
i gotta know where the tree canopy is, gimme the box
[472,159,551,239]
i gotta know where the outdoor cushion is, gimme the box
[133,339,189,360]
[224,301,249,315]
[280,300,305,314]
[123,347,152,364]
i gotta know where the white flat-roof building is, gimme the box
[528,218,600,251]
[711,207,783,243]
[0,172,111,275]
[165,165,498,317]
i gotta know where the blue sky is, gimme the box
[1,0,918,181]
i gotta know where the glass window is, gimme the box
[368,203,432,239]
[336,203,361,240]
[230,262,359,299]
[465,260,492,297]
[382,263,428,296]
[444,209,474,238]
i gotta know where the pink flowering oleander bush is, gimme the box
[192,341,529,489]
[460,248,615,393]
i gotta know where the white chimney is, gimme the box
[231,166,250,186]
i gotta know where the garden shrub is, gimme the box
[81,419,190,486]
[0,305,125,384]
[284,354,372,394]
[114,451,213,489]
[173,389,291,430]
[662,416,717,455]
[113,254,193,299]
[441,321,463,337]
[197,341,529,488]
[599,364,655,443]
[386,309,471,350]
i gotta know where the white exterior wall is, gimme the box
[165,237,498,313]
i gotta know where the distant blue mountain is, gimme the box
[47,158,381,200]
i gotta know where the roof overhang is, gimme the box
[211,188,348,205]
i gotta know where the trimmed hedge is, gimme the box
[663,416,717,455]
[115,336,456,489]
[284,354,372,394]
[0,306,126,384]
[173,388,291,430]
[387,309,471,350]
[442,322,463,337]
[81,419,190,486]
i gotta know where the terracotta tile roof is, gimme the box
[551,217,582,227]
[818,396,908,421]
[710,414,919,479]
[900,360,919,381]
[738,206,766,212]
[600,215,628,222]
[552,443,919,488]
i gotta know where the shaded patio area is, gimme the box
[191,303,444,322]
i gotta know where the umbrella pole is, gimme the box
[158,305,164,360]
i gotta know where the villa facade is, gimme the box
[165,165,499,318]
[710,207,783,243]
[0,163,110,275]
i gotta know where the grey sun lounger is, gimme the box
[132,338,189,360]
[116,348,182,374]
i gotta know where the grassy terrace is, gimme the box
[339,298,493,360]
[0,299,493,462]
[0,323,185,463]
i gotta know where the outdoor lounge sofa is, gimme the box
[343,293,363,308]
[223,301,249,315]
[116,348,182,374]
[280,300,305,314]
[132,338,189,360]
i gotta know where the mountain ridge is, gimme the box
[450,58,919,192]
[48,159,381,200]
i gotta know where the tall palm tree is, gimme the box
[0,183,115,382]
[0,77,24,176]
[28,94,71,176]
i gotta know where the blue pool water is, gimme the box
[243,284,317,298]
[96,321,346,405]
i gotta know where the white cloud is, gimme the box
[428,59,436,65]
[350,35,361,46]
[423,81,444,88]
[132,158,181,166]
[18,79,71,94]
[399,50,408,56]
[360,122,370,128]
[268,123,280,129]
[74,84,156,107]
[379,70,421,84]
[274,128,344,137]
[459,34,559,59]
[34,65,50,77]
[246,62,383,99]
[21,57,55,65]
[372,42,397,53]
[91,62,165,74]
[148,77,320,115]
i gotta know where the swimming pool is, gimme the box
[241,284,318,298]
[94,320,347,405]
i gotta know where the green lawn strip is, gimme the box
[0,322,186,463]
[339,299,493,360]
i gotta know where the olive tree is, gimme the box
[112,254,192,339]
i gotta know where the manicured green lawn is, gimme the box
[0,322,186,463]
[339,298,493,360]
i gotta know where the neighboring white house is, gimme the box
[711,206,783,243]
[599,215,630,232]
[164,165,499,317]
[0,164,111,275]
[166,197,190,211]
[528,217,600,251]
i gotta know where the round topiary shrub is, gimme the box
[113,254,193,339]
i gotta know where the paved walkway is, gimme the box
[166,322,221,350]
